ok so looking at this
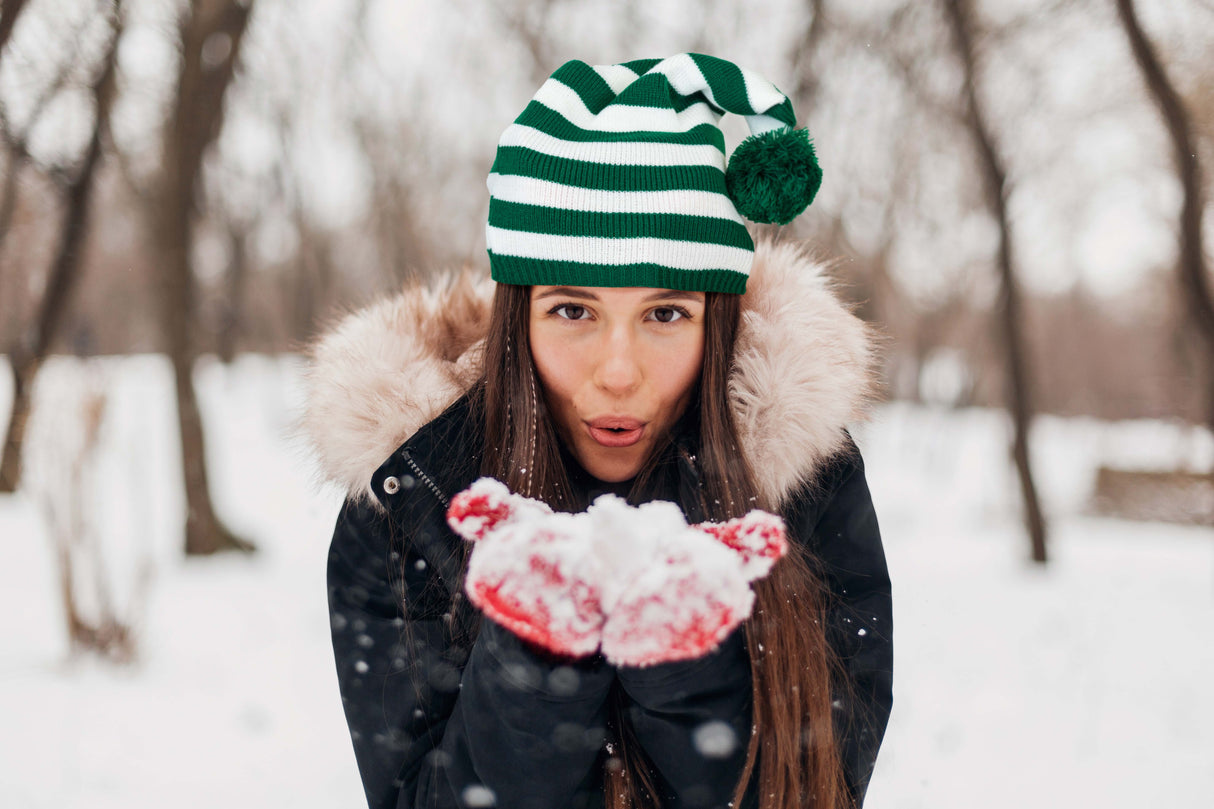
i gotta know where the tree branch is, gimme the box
[0,0,30,63]
[1113,0,1214,369]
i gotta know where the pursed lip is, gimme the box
[585,417,646,448]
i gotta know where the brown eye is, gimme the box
[648,307,686,324]
[553,304,588,321]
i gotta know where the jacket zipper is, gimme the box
[402,451,450,508]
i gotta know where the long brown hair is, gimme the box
[474,283,848,809]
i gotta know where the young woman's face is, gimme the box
[529,286,706,483]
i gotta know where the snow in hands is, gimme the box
[446,477,788,667]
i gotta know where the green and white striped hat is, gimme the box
[486,53,822,294]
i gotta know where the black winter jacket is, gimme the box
[327,395,892,809]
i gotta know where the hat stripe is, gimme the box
[548,60,619,113]
[695,53,796,125]
[487,173,743,219]
[497,124,726,166]
[743,113,788,136]
[492,147,723,193]
[591,63,644,93]
[620,58,661,75]
[649,53,733,115]
[515,104,726,149]
[689,53,756,115]
[741,68,793,121]
[595,75,716,113]
[488,200,753,248]
[485,228,754,272]
[534,79,720,133]
[485,256,748,294]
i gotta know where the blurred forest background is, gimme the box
[2,0,1213,631]
[3,0,1213,405]
[1,1,1213,805]
[3,0,1214,537]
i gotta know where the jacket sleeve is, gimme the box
[785,443,893,806]
[328,496,614,809]
[614,627,754,809]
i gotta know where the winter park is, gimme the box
[1,1,1213,808]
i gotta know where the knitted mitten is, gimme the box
[601,509,789,667]
[447,479,788,665]
[448,478,603,657]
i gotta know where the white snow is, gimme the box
[0,356,1211,807]
[447,476,553,542]
[855,405,1214,809]
[693,719,739,760]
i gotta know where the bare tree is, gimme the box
[0,1,123,493]
[492,0,560,85]
[942,0,1048,563]
[215,222,248,363]
[0,0,36,249]
[352,117,433,286]
[1114,0,1214,435]
[33,376,147,662]
[0,1,103,257]
[151,0,256,555]
[0,0,29,62]
[786,0,828,111]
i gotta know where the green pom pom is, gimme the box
[725,127,822,225]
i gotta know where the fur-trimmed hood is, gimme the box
[301,240,878,507]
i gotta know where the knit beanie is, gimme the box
[486,53,821,294]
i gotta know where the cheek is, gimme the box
[653,332,705,410]
[529,325,580,418]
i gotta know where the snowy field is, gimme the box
[0,355,1211,809]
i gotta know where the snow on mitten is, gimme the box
[448,479,603,658]
[447,482,789,666]
[447,477,551,543]
[589,497,767,668]
[600,528,755,668]
[696,510,789,580]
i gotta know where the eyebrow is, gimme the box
[533,287,705,303]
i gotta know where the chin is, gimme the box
[579,449,645,483]
[590,468,638,484]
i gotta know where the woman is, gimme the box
[304,55,892,809]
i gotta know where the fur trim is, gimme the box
[730,240,878,504]
[299,272,493,502]
[299,240,877,506]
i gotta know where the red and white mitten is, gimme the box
[696,510,789,580]
[592,498,786,668]
[447,477,552,543]
[448,479,603,657]
[446,479,789,666]
[600,528,756,667]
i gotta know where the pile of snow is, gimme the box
[0,356,1210,808]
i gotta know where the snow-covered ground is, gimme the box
[857,405,1214,809]
[0,355,1211,808]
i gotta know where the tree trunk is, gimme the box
[0,143,25,253]
[943,0,1049,563]
[0,4,121,492]
[0,359,33,491]
[155,0,255,555]
[788,0,827,111]
[1114,0,1214,438]
[0,0,30,61]
[216,225,246,363]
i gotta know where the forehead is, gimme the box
[531,286,705,305]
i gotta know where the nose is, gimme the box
[592,323,642,396]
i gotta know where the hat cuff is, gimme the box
[489,253,749,294]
